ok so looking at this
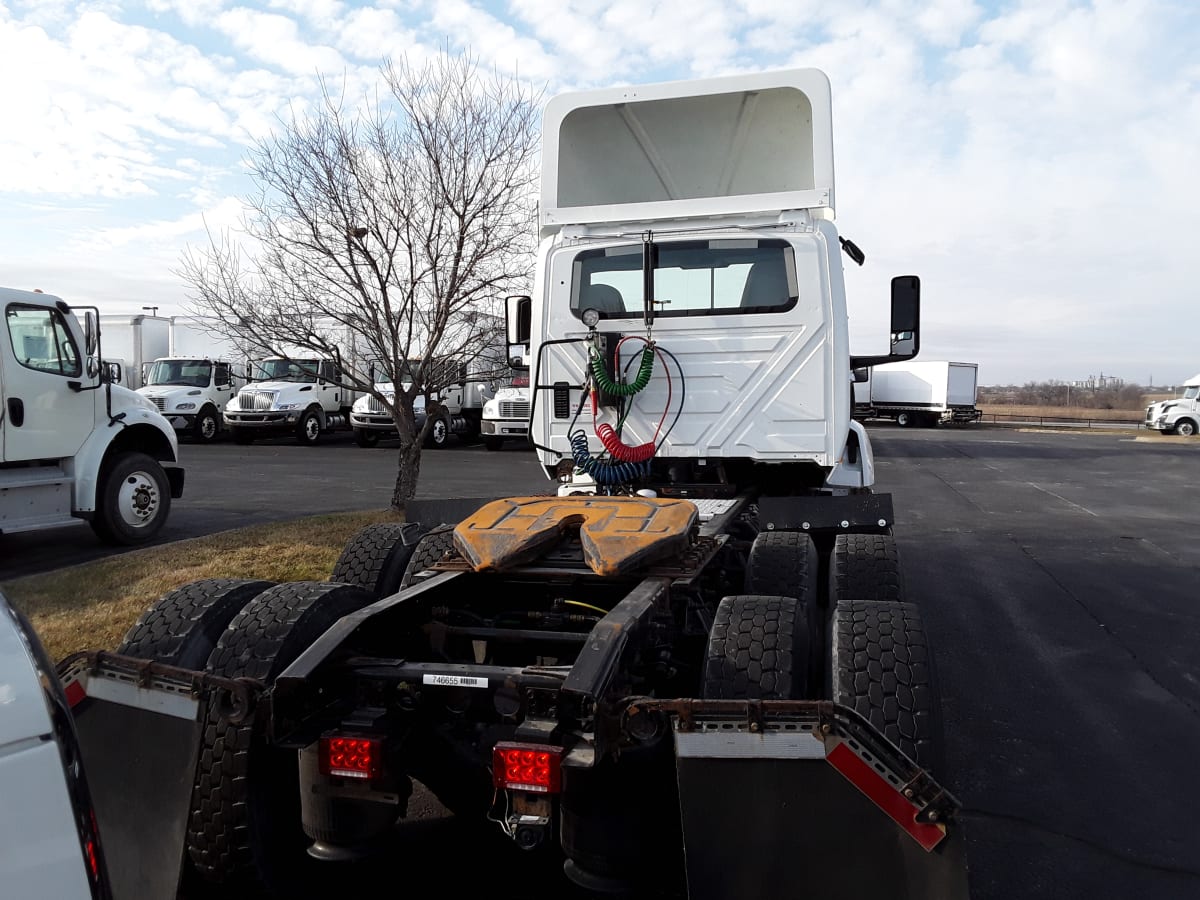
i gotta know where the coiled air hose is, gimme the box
[569,429,651,485]
[589,346,655,397]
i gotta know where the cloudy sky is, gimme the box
[1,0,1196,385]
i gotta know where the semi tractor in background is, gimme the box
[1144,373,1200,436]
[857,360,981,427]
[136,317,250,443]
[30,69,969,900]
[0,287,184,545]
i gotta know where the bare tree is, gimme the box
[178,50,541,508]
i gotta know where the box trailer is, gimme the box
[867,360,981,427]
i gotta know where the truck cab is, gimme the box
[224,356,350,445]
[481,368,530,451]
[138,356,241,443]
[1145,374,1200,436]
[1,287,184,544]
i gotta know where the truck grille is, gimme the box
[150,397,166,412]
[241,390,277,411]
[366,396,391,415]
[499,401,530,418]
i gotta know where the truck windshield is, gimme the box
[256,359,319,383]
[1184,386,1199,400]
[146,359,211,387]
[570,238,798,321]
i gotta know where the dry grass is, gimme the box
[978,403,1143,422]
[1,509,400,663]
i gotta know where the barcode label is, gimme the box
[422,674,488,689]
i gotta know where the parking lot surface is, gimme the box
[7,425,1200,900]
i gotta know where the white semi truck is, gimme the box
[22,70,969,900]
[1144,373,1200,436]
[862,360,981,427]
[0,287,184,544]
[137,318,248,443]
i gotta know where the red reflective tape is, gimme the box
[827,742,946,851]
[64,678,86,709]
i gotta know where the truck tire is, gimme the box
[830,533,905,604]
[483,436,504,451]
[330,522,431,598]
[826,600,944,774]
[230,427,254,445]
[89,451,172,545]
[423,413,451,449]
[397,526,455,589]
[1174,418,1197,437]
[353,428,380,448]
[188,582,378,893]
[116,578,276,669]
[296,408,323,445]
[744,531,820,688]
[896,411,912,427]
[193,406,221,443]
[702,595,809,700]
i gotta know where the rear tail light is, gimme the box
[319,735,383,780]
[493,742,562,793]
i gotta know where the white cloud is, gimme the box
[214,7,347,75]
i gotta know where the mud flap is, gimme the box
[668,710,971,900]
[57,653,254,900]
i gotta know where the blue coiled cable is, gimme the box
[569,430,651,485]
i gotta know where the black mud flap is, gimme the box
[57,653,256,900]
[639,701,970,900]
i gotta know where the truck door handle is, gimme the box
[7,397,24,427]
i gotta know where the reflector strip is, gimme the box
[64,678,85,709]
[827,742,946,851]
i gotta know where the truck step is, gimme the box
[0,466,76,532]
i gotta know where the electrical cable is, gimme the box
[563,600,610,616]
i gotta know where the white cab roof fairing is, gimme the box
[540,68,834,234]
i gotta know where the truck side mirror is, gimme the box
[84,311,98,356]
[889,276,920,360]
[506,295,531,345]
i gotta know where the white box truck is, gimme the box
[1144,373,1200,436]
[866,360,981,427]
[136,317,249,443]
[1,287,184,543]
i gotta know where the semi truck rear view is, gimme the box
[39,69,971,900]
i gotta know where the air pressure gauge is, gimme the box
[581,308,601,329]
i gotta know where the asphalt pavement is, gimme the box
[7,424,1200,900]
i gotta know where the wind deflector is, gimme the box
[540,68,835,232]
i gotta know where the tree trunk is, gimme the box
[391,437,423,511]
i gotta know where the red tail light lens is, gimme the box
[319,736,383,780]
[493,742,562,793]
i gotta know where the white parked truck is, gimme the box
[864,359,981,427]
[1,287,184,544]
[36,69,970,900]
[224,351,362,445]
[96,313,170,388]
[1144,374,1200,436]
[137,316,249,443]
[480,370,530,450]
[350,357,499,449]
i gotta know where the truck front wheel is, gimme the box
[90,452,172,545]
[296,408,323,445]
[353,428,379,448]
[896,411,912,427]
[193,406,221,443]
[1174,418,1197,437]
